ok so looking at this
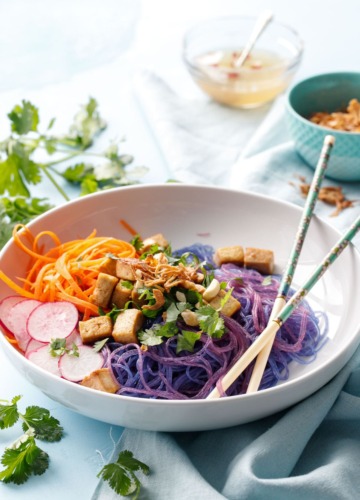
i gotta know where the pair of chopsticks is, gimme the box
[207,134,360,400]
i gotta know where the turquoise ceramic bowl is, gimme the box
[286,72,360,181]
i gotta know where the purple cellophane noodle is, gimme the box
[104,244,328,399]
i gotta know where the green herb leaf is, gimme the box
[220,287,234,309]
[262,275,273,286]
[139,244,160,259]
[0,197,53,224]
[176,331,201,354]
[138,329,164,346]
[0,435,49,484]
[166,302,187,323]
[121,281,134,290]
[21,406,63,442]
[130,235,143,252]
[49,338,78,358]
[0,396,21,429]
[93,337,110,353]
[196,305,225,339]
[8,101,39,135]
[64,97,106,149]
[49,338,67,357]
[97,450,149,498]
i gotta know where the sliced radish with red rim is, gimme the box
[6,299,42,351]
[27,301,79,342]
[27,345,61,377]
[0,296,26,331]
[59,345,104,382]
[25,339,47,357]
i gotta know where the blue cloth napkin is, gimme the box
[92,71,360,499]
[95,347,360,500]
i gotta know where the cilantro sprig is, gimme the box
[0,395,64,485]
[97,449,150,499]
[0,98,147,249]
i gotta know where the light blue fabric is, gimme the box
[93,347,360,500]
[92,72,360,499]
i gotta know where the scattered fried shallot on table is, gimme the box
[290,176,355,217]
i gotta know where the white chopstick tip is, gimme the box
[325,135,335,146]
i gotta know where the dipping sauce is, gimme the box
[194,48,290,108]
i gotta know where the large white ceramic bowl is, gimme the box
[1,184,360,431]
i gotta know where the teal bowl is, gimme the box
[286,72,360,181]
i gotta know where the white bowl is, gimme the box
[1,184,360,431]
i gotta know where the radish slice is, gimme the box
[6,299,42,351]
[25,339,47,357]
[59,345,104,382]
[0,296,26,331]
[27,345,61,377]
[66,329,83,347]
[27,301,79,342]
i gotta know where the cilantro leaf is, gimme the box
[49,338,67,357]
[0,156,30,197]
[61,162,91,182]
[196,305,225,339]
[166,302,188,323]
[0,436,49,484]
[97,450,149,498]
[139,321,178,346]
[0,396,21,429]
[8,101,39,135]
[0,196,53,224]
[130,235,143,252]
[138,329,164,346]
[155,321,179,338]
[21,406,63,442]
[93,337,110,352]
[65,97,106,149]
[121,281,134,290]
[176,331,201,354]
[49,338,79,359]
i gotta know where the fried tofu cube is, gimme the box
[111,280,133,309]
[112,309,144,344]
[99,257,117,276]
[80,368,119,393]
[91,272,119,308]
[142,233,169,250]
[214,246,244,266]
[79,315,113,344]
[115,258,137,280]
[244,247,274,275]
[208,289,241,317]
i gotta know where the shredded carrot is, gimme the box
[120,219,140,237]
[1,226,136,318]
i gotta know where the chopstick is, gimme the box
[206,214,360,400]
[246,134,335,393]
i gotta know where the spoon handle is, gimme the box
[234,10,273,68]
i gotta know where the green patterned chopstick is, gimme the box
[207,214,360,399]
[246,135,335,393]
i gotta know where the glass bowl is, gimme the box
[183,16,303,108]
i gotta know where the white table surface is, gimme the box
[1,1,359,498]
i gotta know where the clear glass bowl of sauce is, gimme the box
[183,16,303,108]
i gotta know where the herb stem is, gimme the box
[40,165,70,201]
[42,152,82,168]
